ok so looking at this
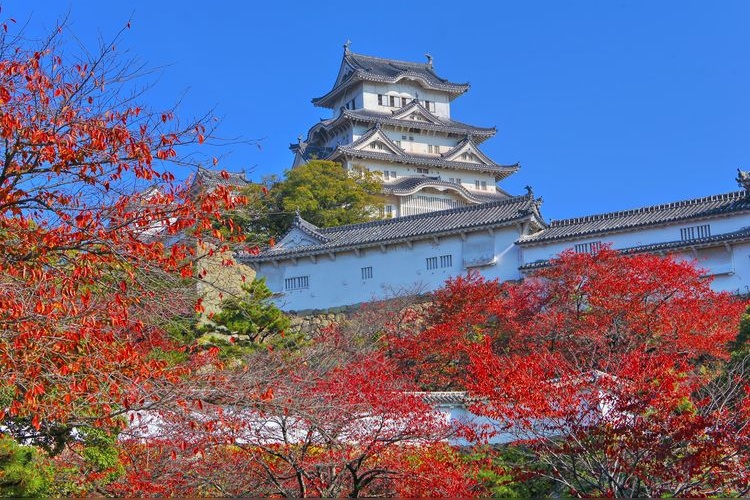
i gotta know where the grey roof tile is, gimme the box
[244,194,542,261]
[313,52,469,108]
[415,391,467,406]
[519,190,750,245]
[342,108,495,139]
[330,143,519,179]
[519,227,750,272]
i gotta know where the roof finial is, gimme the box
[737,168,750,191]
[297,135,303,144]
[343,40,351,54]
[425,53,433,68]
[525,185,534,197]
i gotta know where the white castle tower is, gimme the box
[291,43,519,217]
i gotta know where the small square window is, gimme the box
[361,266,373,280]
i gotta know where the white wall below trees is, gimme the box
[253,225,523,312]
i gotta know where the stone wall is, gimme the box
[286,295,433,337]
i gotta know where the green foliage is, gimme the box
[730,305,750,356]
[475,445,556,498]
[0,435,52,497]
[198,279,304,359]
[249,160,383,237]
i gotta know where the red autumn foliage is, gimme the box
[109,329,494,497]
[0,23,244,448]
[397,248,750,497]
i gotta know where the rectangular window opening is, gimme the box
[361,266,373,280]
[284,275,309,290]
[680,224,711,241]
[573,242,602,254]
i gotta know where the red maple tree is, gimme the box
[397,248,750,496]
[0,17,244,454]
[109,329,494,497]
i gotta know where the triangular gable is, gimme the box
[276,227,325,250]
[350,126,406,156]
[391,100,443,125]
[442,138,495,165]
[276,215,330,250]
[330,53,359,90]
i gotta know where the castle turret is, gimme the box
[291,46,519,217]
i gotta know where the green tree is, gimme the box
[267,160,383,235]
[0,435,53,497]
[197,279,304,358]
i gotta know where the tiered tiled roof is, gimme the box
[519,190,750,246]
[313,51,469,108]
[331,147,519,179]
[383,176,509,203]
[326,125,518,179]
[293,107,496,151]
[245,193,545,262]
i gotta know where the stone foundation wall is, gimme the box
[286,295,433,337]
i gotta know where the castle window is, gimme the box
[417,168,429,174]
[285,275,309,290]
[385,205,394,217]
[481,181,487,190]
[389,96,396,107]
[440,254,453,268]
[574,241,602,254]
[427,255,453,270]
[370,141,384,150]
[361,266,373,280]
[395,140,401,147]
[680,224,711,241]
[428,144,439,154]
[401,97,408,107]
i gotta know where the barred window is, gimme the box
[284,276,309,290]
[361,266,373,280]
[574,241,602,254]
[680,224,711,241]
[427,255,453,270]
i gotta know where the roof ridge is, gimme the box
[549,190,749,227]
[332,147,519,174]
[347,51,428,69]
[318,193,534,234]
[341,108,495,133]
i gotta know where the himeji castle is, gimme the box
[290,42,517,217]
[243,46,750,312]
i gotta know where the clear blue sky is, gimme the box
[11,1,750,220]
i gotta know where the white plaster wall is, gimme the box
[343,157,499,195]
[667,241,750,294]
[521,212,750,265]
[362,82,451,118]
[255,226,523,311]
[330,82,364,116]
